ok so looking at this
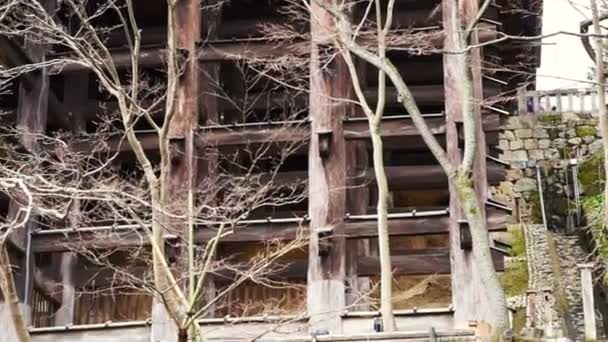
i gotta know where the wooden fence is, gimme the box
[517,87,606,114]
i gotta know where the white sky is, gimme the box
[535,0,595,90]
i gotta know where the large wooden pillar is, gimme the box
[345,141,371,310]
[307,1,349,333]
[152,0,201,341]
[2,2,53,333]
[442,0,489,327]
[54,72,88,326]
[198,0,222,317]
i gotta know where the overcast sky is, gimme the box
[535,0,595,90]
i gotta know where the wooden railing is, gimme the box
[31,288,59,328]
[517,87,606,114]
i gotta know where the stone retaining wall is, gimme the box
[493,113,601,230]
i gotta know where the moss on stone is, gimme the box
[509,226,526,257]
[501,259,529,297]
[576,126,597,137]
[512,309,527,333]
[537,113,562,124]
[526,190,543,224]
[579,152,605,196]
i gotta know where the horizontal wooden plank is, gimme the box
[49,26,497,72]
[69,113,499,153]
[31,205,508,252]
[263,161,504,190]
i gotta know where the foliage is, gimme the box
[509,226,526,257]
[579,152,605,196]
[512,309,527,333]
[501,226,528,297]
[582,193,608,283]
[501,259,528,297]
[525,190,543,224]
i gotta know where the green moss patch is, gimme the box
[576,126,597,137]
[537,113,562,124]
[509,226,526,257]
[501,259,529,297]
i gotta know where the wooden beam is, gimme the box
[32,269,62,307]
[265,161,505,190]
[69,113,498,153]
[71,248,506,287]
[49,25,498,72]
[30,206,508,253]
[0,36,69,129]
[98,7,499,45]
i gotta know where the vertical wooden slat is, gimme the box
[555,93,563,112]
[517,87,527,113]
[568,92,574,112]
[591,91,598,113]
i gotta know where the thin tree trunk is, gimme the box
[370,129,396,331]
[0,243,31,342]
[453,172,508,333]
[591,0,608,227]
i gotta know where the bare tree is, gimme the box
[0,1,311,341]
[588,0,608,248]
[282,0,510,335]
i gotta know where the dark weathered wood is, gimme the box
[443,0,470,327]
[442,0,491,326]
[0,36,69,129]
[260,160,504,190]
[50,25,498,72]
[71,248,505,287]
[32,269,62,307]
[345,140,372,310]
[30,206,508,252]
[153,1,201,340]
[199,2,222,316]
[7,1,56,319]
[53,253,76,325]
[307,1,349,331]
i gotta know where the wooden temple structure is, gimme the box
[0,0,542,340]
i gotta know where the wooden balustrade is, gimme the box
[517,87,607,115]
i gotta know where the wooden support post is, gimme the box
[307,1,349,333]
[345,141,371,311]
[152,0,201,341]
[579,263,597,341]
[198,0,222,318]
[442,0,489,327]
[54,253,76,325]
[53,72,88,326]
[5,0,55,326]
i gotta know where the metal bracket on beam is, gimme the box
[317,129,333,159]
[317,226,334,257]
[458,220,472,250]
[169,137,186,166]
[176,48,190,79]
